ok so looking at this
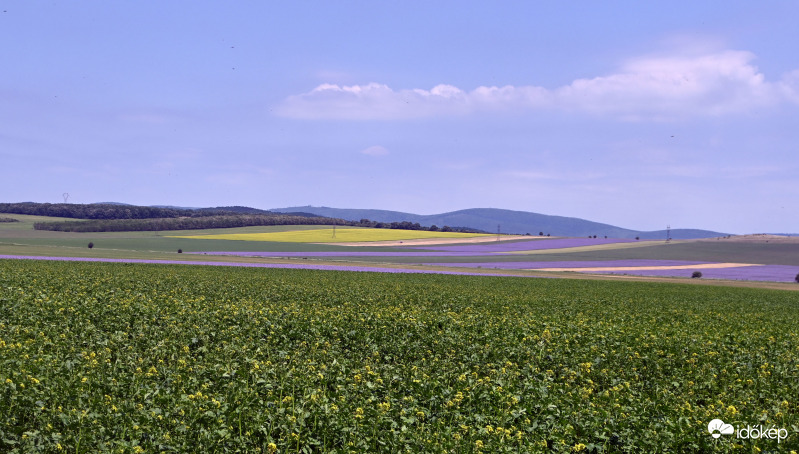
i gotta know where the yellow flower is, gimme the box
[267,442,277,453]
[573,443,587,452]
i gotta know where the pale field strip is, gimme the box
[531,262,762,272]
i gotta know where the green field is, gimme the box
[1,260,797,452]
[0,216,401,257]
[170,228,489,243]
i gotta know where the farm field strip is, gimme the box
[170,228,490,243]
[423,260,799,283]
[596,264,799,282]
[0,255,522,277]
[502,241,670,255]
[192,250,501,257]
[419,259,712,270]
[1,260,797,452]
[532,262,759,272]
[332,235,533,247]
[414,237,640,253]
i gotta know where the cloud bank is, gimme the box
[277,50,795,120]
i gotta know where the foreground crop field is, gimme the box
[1,260,797,452]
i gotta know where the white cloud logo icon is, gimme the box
[708,419,735,438]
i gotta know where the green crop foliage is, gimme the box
[1,260,797,452]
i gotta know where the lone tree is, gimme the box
[88,242,94,249]
[691,271,702,278]
[795,273,799,283]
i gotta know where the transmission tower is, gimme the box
[62,193,70,203]
[666,224,671,243]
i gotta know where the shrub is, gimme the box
[691,271,702,279]
[795,273,799,283]
[178,249,183,254]
[88,242,94,249]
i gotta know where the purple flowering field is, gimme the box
[192,251,492,258]
[3,254,795,282]
[413,237,637,253]
[420,260,709,270]
[193,238,639,258]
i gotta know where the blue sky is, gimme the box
[2,2,798,233]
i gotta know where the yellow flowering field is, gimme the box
[1,260,797,452]
[170,227,489,243]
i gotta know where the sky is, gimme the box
[1,2,798,234]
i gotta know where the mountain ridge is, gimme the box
[272,206,726,239]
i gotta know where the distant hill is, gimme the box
[272,206,726,239]
[1,202,729,238]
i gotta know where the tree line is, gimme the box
[4,202,483,233]
[33,214,352,232]
[34,216,484,233]
[0,202,275,220]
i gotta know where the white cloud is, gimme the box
[779,69,799,103]
[277,50,795,121]
[277,83,478,120]
[557,51,775,118]
[360,145,389,156]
